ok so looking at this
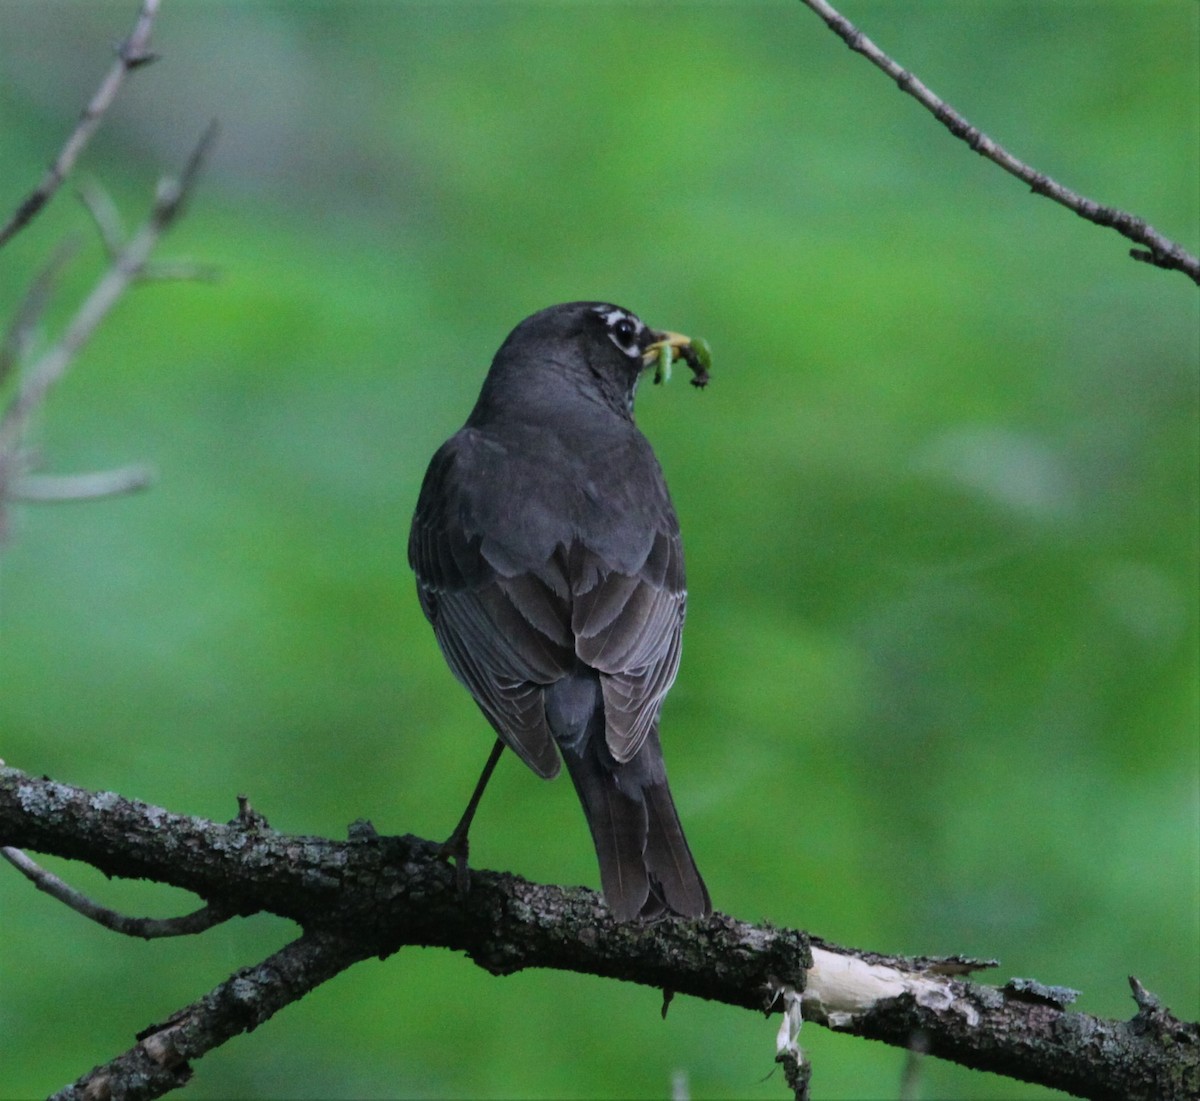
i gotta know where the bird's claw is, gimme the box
[437,830,472,900]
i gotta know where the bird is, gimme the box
[408,301,710,921]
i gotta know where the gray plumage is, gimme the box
[408,301,710,920]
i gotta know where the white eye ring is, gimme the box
[595,306,644,358]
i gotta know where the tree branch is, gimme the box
[797,0,1200,285]
[2,765,1194,1101]
[0,0,164,250]
[0,766,807,1009]
[50,929,375,1101]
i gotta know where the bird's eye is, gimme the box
[596,307,644,357]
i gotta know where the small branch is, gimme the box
[50,929,376,1101]
[0,236,81,389]
[9,466,154,502]
[139,259,223,283]
[0,122,217,495]
[797,0,1200,285]
[148,118,219,232]
[0,0,163,250]
[0,846,225,938]
[78,178,129,259]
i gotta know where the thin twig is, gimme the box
[0,236,81,389]
[797,0,1200,285]
[0,0,163,250]
[140,259,223,283]
[79,179,220,278]
[1,846,228,938]
[9,466,154,501]
[0,121,218,465]
[78,178,128,259]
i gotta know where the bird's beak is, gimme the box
[641,330,692,369]
[642,328,712,389]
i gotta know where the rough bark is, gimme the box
[3,765,1196,1101]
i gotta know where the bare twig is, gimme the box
[797,0,1200,285]
[0,121,218,483]
[78,178,128,259]
[50,929,376,1101]
[0,236,81,388]
[1,846,228,938]
[7,466,154,502]
[140,259,223,283]
[0,0,163,250]
[80,178,219,278]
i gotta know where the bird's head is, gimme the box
[476,301,705,422]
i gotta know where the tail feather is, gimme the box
[562,746,652,921]
[643,778,711,918]
[549,670,709,921]
[561,733,709,922]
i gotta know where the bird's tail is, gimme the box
[562,729,710,922]
[642,766,711,919]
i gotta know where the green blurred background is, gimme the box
[1,2,1196,1098]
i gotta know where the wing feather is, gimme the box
[409,435,573,779]
[570,534,686,763]
[409,430,687,774]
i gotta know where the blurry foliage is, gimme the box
[0,2,1196,1099]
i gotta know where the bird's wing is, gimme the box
[570,530,686,764]
[408,437,573,779]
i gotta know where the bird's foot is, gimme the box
[437,827,471,900]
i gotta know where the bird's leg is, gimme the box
[439,738,505,898]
